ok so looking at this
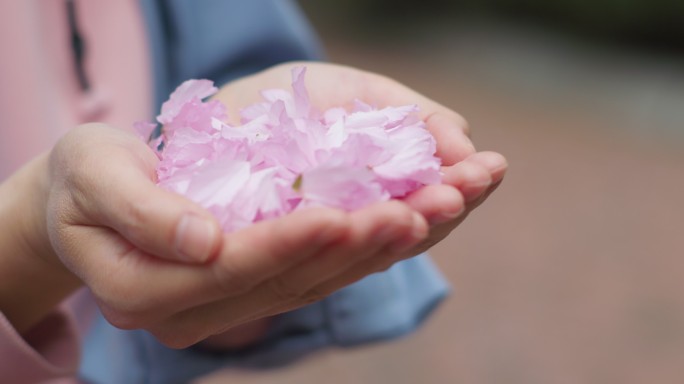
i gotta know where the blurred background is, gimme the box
[201,1,684,383]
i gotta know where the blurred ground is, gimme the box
[198,14,684,384]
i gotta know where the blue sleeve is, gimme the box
[79,1,451,383]
[78,255,449,384]
[139,0,325,112]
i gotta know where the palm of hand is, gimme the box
[48,62,506,349]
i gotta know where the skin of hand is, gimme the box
[0,62,506,350]
[213,62,507,288]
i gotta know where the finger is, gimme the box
[317,155,507,287]
[258,201,427,298]
[397,154,508,258]
[251,204,428,315]
[102,167,222,264]
[306,245,419,302]
[59,125,222,264]
[156,202,429,346]
[310,206,469,295]
[209,207,349,295]
[462,151,508,184]
[442,151,507,203]
[57,224,216,329]
[352,72,474,164]
[62,207,349,331]
[466,179,505,212]
[402,184,465,225]
[424,111,475,165]
[354,69,474,164]
[223,63,476,165]
[442,160,493,203]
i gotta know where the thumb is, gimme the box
[106,168,220,264]
[79,138,222,264]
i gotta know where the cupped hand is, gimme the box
[44,124,428,348]
[214,62,508,282]
[41,62,506,349]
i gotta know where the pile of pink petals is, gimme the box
[135,67,442,232]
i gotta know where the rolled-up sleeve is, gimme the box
[0,307,80,384]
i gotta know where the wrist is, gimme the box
[0,154,81,333]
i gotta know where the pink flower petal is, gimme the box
[143,66,442,232]
[133,121,157,141]
[158,80,219,124]
[299,162,387,211]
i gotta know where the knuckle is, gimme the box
[92,278,162,330]
[426,111,471,138]
[120,198,150,234]
[382,202,414,230]
[61,158,97,202]
[455,114,471,137]
[267,276,328,306]
[267,275,309,303]
[394,203,415,224]
[271,208,347,250]
[267,275,302,302]
[211,254,254,295]
[52,156,109,220]
[315,208,348,228]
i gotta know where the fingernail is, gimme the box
[429,205,466,225]
[411,211,428,239]
[175,213,217,263]
[462,134,476,155]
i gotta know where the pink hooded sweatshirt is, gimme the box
[0,1,150,382]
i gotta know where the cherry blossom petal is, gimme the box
[142,66,442,232]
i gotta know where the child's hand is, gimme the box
[42,124,428,348]
[15,62,505,349]
[214,62,507,279]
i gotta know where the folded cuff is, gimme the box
[0,307,80,383]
